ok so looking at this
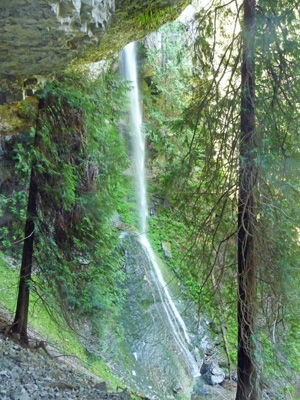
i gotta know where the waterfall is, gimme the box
[122,42,148,235]
[122,42,200,383]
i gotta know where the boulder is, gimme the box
[200,361,225,386]
[191,376,212,398]
[172,386,183,394]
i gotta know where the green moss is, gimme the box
[70,0,189,67]
[0,255,18,312]
[0,252,122,389]
[116,176,139,229]
[0,97,38,135]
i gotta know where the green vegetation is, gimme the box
[143,17,238,369]
[0,251,122,387]
[0,72,132,363]
[142,6,300,398]
[116,175,139,229]
[1,2,300,399]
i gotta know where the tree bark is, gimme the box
[236,0,258,399]
[10,167,38,345]
[10,102,42,345]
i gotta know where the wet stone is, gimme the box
[173,386,183,395]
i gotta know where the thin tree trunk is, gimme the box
[10,102,42,345]
[11,169,37,345]
[236,0,258,399]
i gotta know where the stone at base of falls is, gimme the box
[191,377,212,398]
[172,386,183,394]
[207,367,225,385]
[200,361,225,386]
[161,241,172,258]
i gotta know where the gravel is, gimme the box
[0,336,134,400]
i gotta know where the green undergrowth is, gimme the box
[116,175,139,229]
[259,329,300,399]
[146,201,300,396]
[147,205,200,301]
[146,200,238,365]
[0,252,122,389]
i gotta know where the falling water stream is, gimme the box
[121,42,200,395]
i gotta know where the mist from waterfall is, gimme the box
[122,41,200,381]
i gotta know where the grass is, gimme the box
[0,252,122,389]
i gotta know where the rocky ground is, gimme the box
[0,310,142,400]
[0,334,137,400]
[0,310,238,400]
[0,333,238,400]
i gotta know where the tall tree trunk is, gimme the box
[10,168,38,345]
[236,0,258,399]
[10,102,42,345]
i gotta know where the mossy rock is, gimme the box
[0,97,38,135]
[0,0,189,102]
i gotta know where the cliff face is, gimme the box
[0,0,188,104]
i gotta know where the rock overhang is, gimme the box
[0,0,189,103]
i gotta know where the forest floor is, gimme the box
[0,308,238,400]
[0,310,145,400]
